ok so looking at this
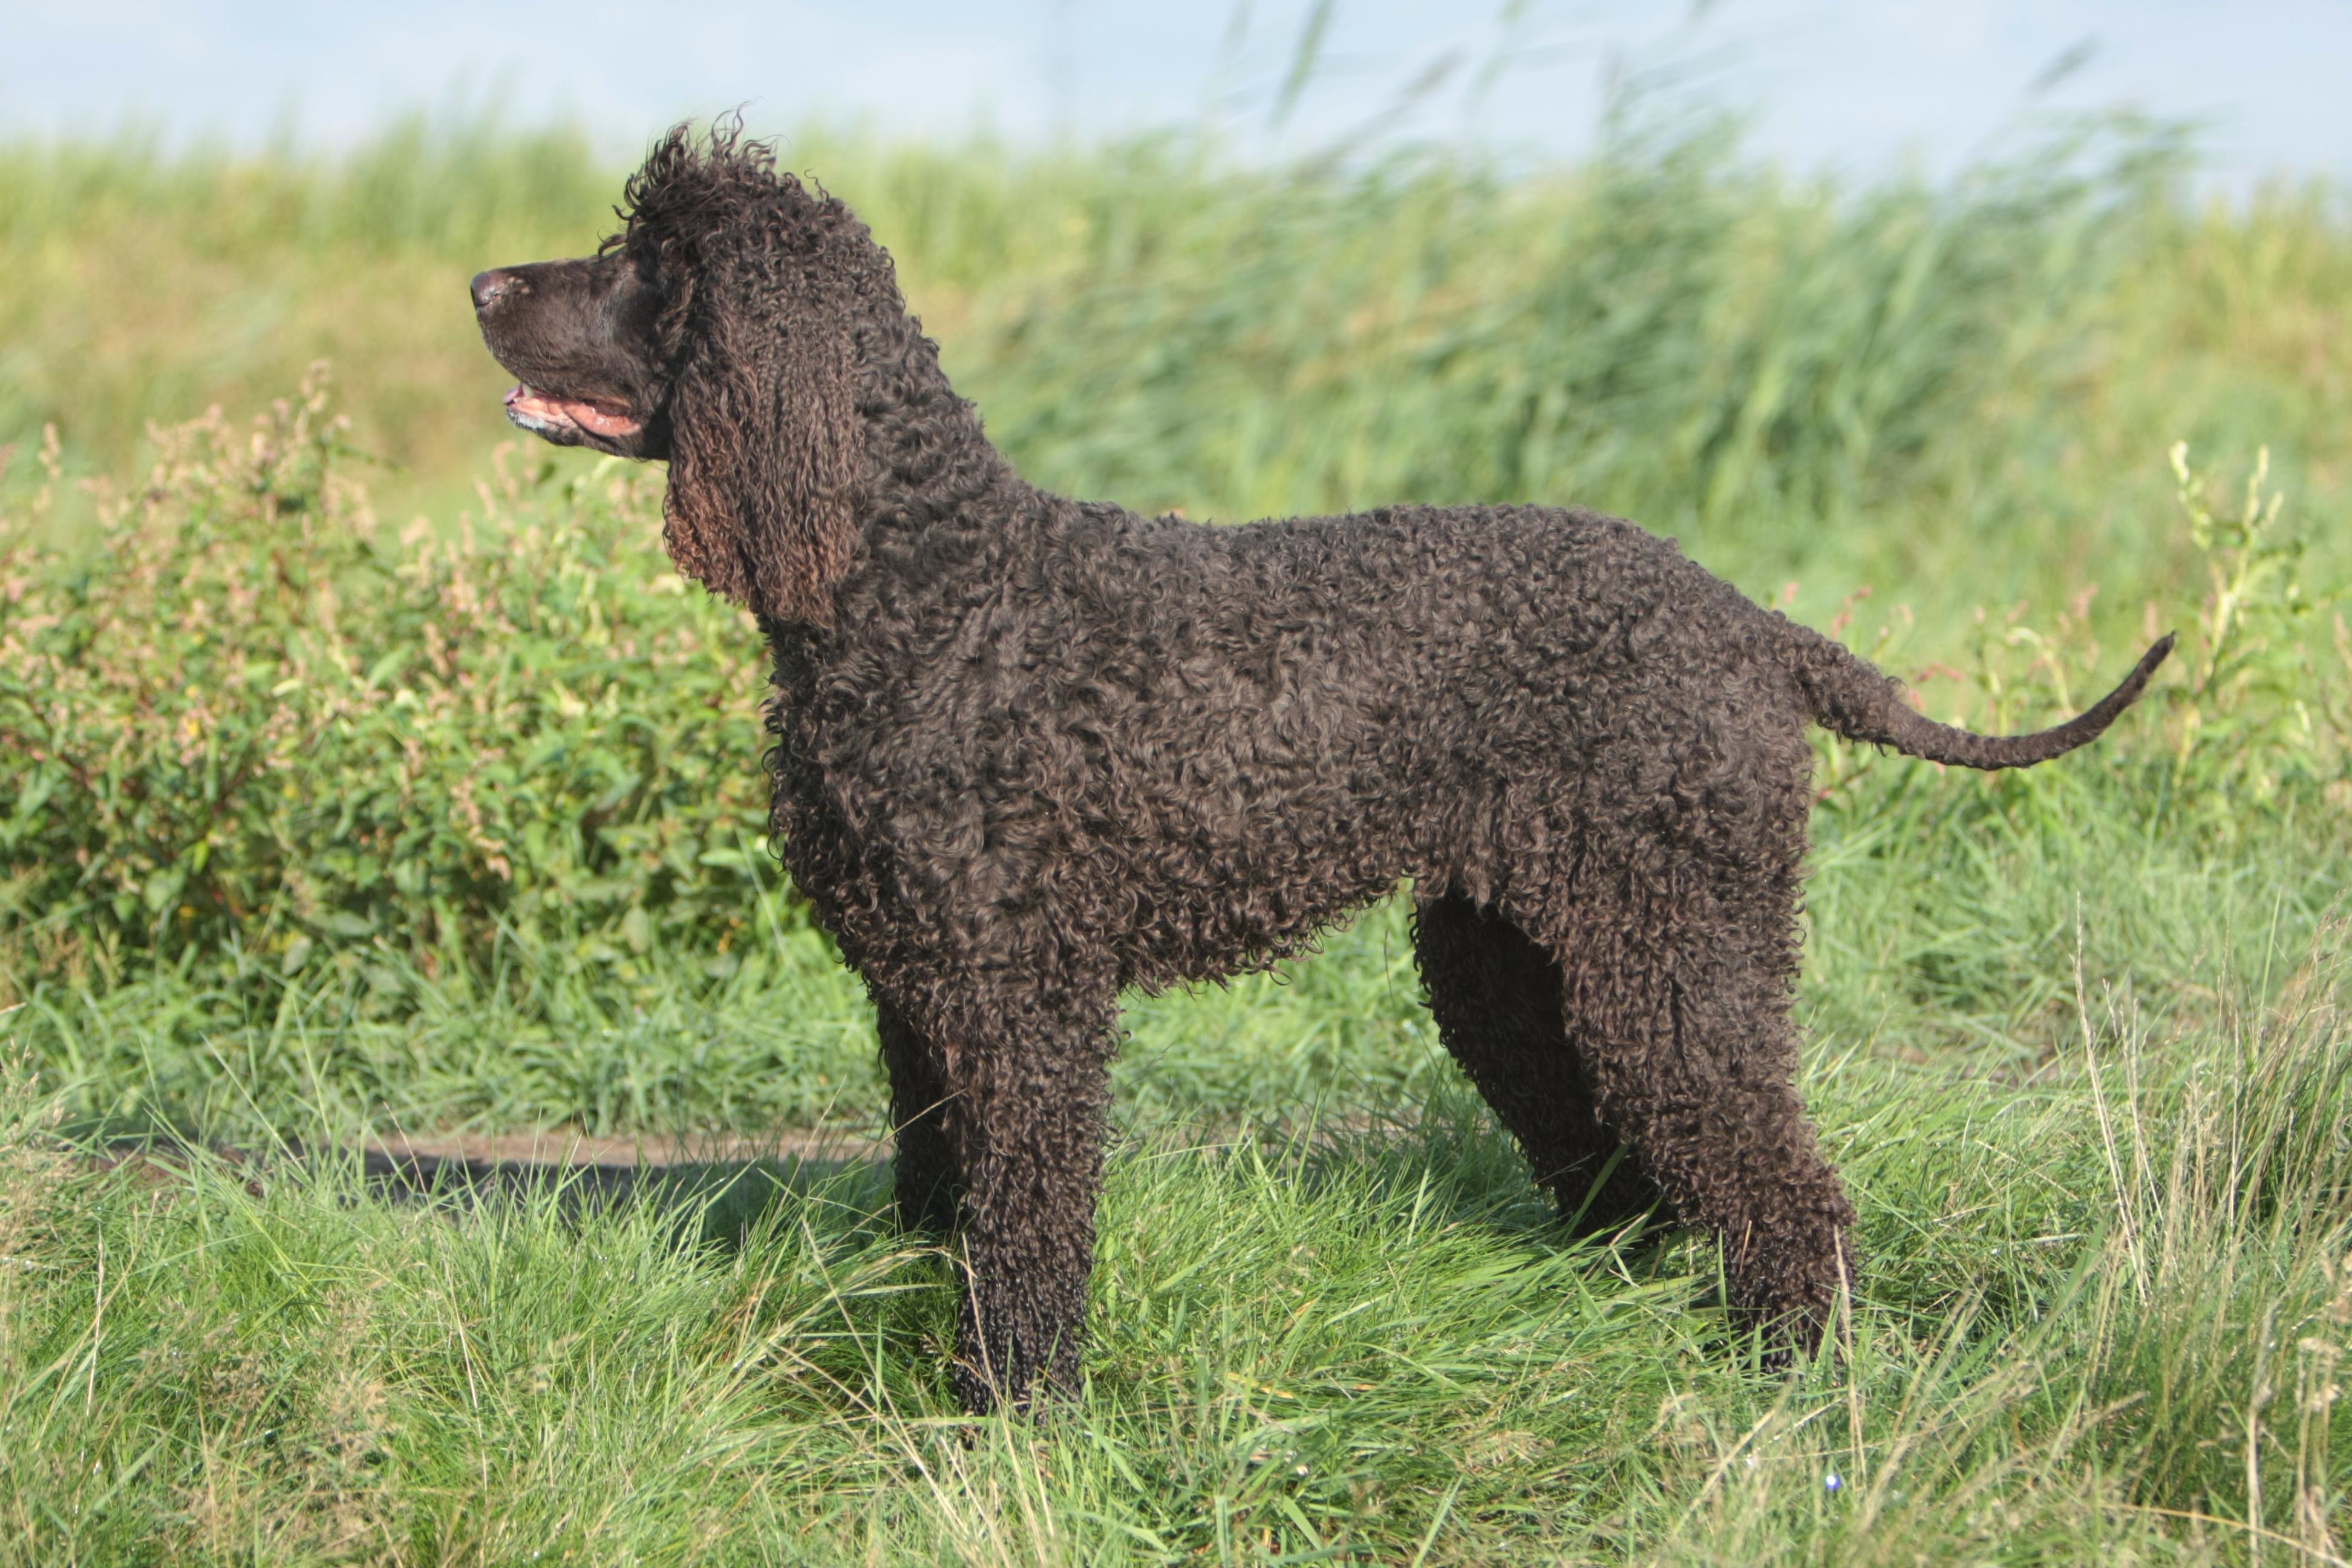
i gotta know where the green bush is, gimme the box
[0,370,789,1006]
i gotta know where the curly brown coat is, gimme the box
[472,122,2171,1413]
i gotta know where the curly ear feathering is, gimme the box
[624,131,874,625]
[472,120,2172,1416]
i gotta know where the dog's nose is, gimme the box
[471,270,517,312]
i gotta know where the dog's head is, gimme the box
[469,255,670,459]
[472,122,887,626]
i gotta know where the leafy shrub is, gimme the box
[0,370,791,1007]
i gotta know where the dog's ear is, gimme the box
[661,307,862,627]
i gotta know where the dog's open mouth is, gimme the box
[503,385,643,440]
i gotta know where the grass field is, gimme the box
[2,106,2350,1563]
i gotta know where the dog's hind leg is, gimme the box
[1413,892,1661,1233]
[913,979,1117,1414]
[1540,852,1857,1356]
[877,997,962,1233]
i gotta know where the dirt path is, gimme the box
[368,1126,887,1168]
[350,1127,892,1209]
[83,1126,893,1212]
[88,1115,1383,1207]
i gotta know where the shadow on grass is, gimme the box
[83,1128,897,1253]
[86,1092,1683,1288]
[1197,1089,1673,1247]
[354,1140,898,1249]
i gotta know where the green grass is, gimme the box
[5,933,2350,1563]
[5,106,2352,1561]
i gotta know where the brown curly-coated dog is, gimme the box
[472,123,2171,1413]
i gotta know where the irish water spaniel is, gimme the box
[471,123,2171,1413]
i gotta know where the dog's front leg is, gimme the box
[907,979,1117,1414]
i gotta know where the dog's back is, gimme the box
[878,498,1806,990]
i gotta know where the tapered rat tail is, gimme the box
[1785,624,2174,770]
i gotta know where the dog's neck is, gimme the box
[835,305,1057,585]
[753,309,1045,771]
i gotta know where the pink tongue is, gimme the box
[508,385,641,436]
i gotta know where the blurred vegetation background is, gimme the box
[7,94,2352,1564]
[2,103,2348,1137]
[8,109,2348,619]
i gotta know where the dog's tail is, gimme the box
[1783,621,2174,771]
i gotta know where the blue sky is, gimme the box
[4,1,2345,184]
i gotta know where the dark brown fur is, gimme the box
[473,122,2171,1413]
